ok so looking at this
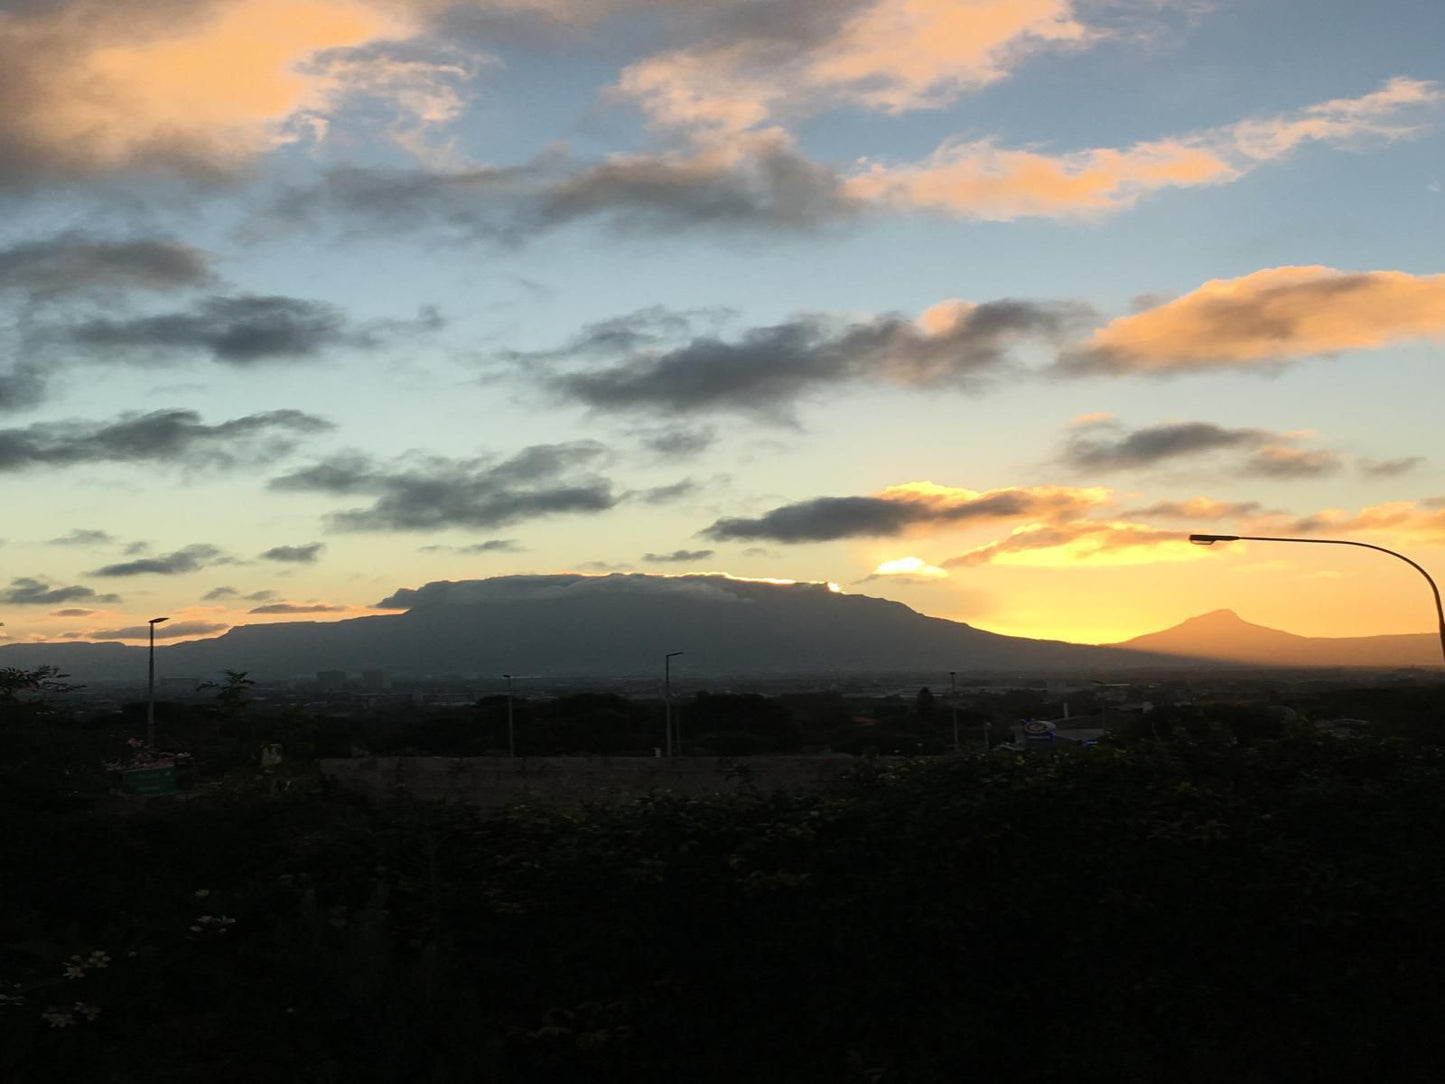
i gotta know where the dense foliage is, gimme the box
[6,690,1445,1081]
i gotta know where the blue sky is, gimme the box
[0,0,1442,648]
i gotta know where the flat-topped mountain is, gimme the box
[1113,608,1442,668]
[1,573,1185,683]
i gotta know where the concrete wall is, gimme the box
[319,755,900,807]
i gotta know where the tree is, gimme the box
[198,670,255,719]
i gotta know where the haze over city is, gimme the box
[2,0,1443,652]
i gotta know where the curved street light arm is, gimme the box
[1191,534,1445,665]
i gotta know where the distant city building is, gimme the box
[316,670,348,689]
[361,669,390,690]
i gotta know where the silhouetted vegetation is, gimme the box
[6,668,1445,1081]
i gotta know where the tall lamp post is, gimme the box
[1189,534,1445,665]
[664,651,683,756]
[503,673,515,757]
[146,617,169,749]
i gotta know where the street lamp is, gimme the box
[503,673,515,757]
[146,617,169,748]
[664,651,683,756]
[1189,534,1445,665]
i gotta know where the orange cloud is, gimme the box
[619,0,1089,134]
[844,78,1440,219]
[0,0,461,179]
[1280,500,1445,544]
[943,520,1204,567]
[1067,266,1445,372]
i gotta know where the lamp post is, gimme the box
[664,651,683,756]
[503,673,515,757]
[1189,534,1445,665]
[146,617,169,749]
[949,670,959,753]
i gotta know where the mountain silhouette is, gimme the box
[3,573,1186,683]
[1113,608,1442,667]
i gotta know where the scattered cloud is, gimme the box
[0,577,121,606]
[1241,445,1341,479]
[260,542,325,563]
[270,441,619,531]
[247,601,348,614]
[88,621,228,641]
[643,549,715,563]
[704,482,1110,542]
[632,479,700,504]
[943,521,1202,567]
[47,528,116,547]
[203,586,239,600]
[846,78,1442,220]
[527,299,1083,421]
[418,539,522,554]
[1359,456,1424,478]
[0,236,212,298]
[1277,500,1445,543]
[68,295,439,366]
[50,608,98,617]
[89,544,235,578]
[1061,417,1343,477]
[863,556,949,581]
[637,426,717,458]
[1122,497,1271,522]
[1061,266,1445,373]
[0,409,332,472]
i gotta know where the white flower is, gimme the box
[41,1008,74,1028]
[63,964,85,980]
[86,951,110,968]
[74,1002,101,1021]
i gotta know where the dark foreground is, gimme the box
[6,729,1445,1082]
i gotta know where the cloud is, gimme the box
[618,0,1088,134]
[246,589,279,601]
[528,299,1082,420]
[632,480,700,505]
[1122,497,1270,522]
[863,556,949,581]
[943,521,1203,567]
[0,0,442,185]
[418,539,521,554]
[269,440,619,531]
[704,482,1110,542]
[67,295,438,365]
[1060,418,1342,477]
[0,363,48,413]
[47,528,116,546]
[1359,456,1424,478]
[89,544,234,577]
[844,78,1441,220]
[203,586,239,600]
[260,542,325,563]
[638,427,717,458]
[642,549,715,563]
[1278,500,1445,543]
[0,409,332,471]
[50,608,98,617]
[247,601,348,614]
[0,577,121,606]
[1062,266,1445,373]
[88,621,228,641]
[0,236,212,297]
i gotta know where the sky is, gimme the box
[0,0,1442,649]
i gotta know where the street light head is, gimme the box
[1189,534,1239,545]
[149,616,169,625]
[666,651,684,659]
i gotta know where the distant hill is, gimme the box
[0,573,1187,684]
[1112,609,1443,668]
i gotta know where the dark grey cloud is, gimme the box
[1122,499,1270,521]
[0,363,48,413]
[632,479,699,505]
[638,426,717,458]
[1239,446,1342,479]
[246,589,278,602]
[67,295,412,365]
[523,301,1080,421]
[1359,456,1424,478]
[0,409,332,471]
[260,542,325,564]
[418,539,521,554]
[0,576,120,606]
[89,620,228,641]
[50,608,97,617]
[270,132,858,242]
[89,543,234,578]
[248,602,347,614]
[1062,421,1272,470]
[643,549,715,563]
[270,440,619,532]
[0,235,210,297]
[203,586,239,601]
[47,528,116,546]
[704,488,1100,543]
